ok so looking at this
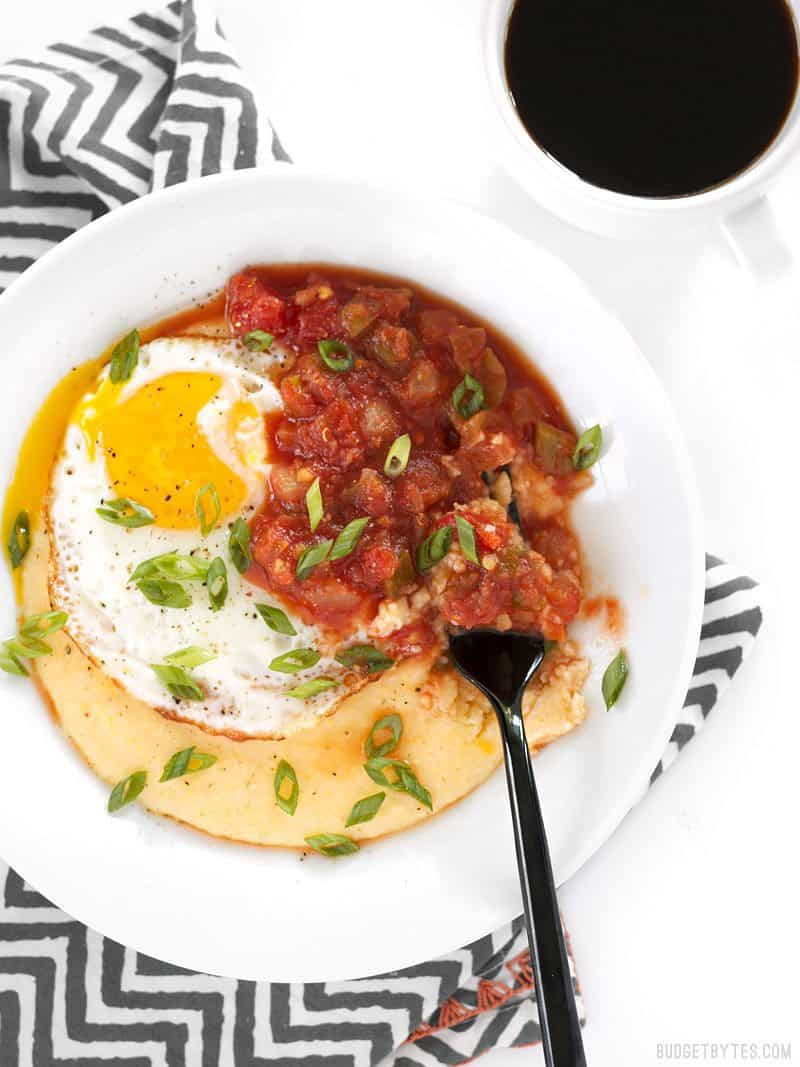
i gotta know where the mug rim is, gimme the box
[483,0,800,221]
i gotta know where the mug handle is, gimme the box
[721,196,792,280]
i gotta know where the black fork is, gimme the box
[449,629,586,1067]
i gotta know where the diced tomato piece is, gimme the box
[549,573,581,621]
[392,358,444,409]
[251,514,305,588]
[516,555,551,601]
[395,456,450,513]
[358,285,412,323]
[352,468,393,516]
[295,352,342,406]
[366,323,418,374]
[442,572,509,629]
[359,397,401,447]
[358,542,398,586]
[294,297,341,345]
[280,374,319,418]
[449,326,486,370]
[457,414,517,472]
[418,308,459,345]
[529,523,580,571]
[226,271,287,335]
[461,510,508,551]
[294,399,367,470]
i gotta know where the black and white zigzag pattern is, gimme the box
[650,554,763,783]
[0,0,286,293]
[0,870,561,1067]
[0,5,764,1061]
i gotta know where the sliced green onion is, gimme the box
[20,611,68,640]
[269,647,321,674]
[136,579,191,609]
[304,832,359,857]
[296,539,333,580]
[384,434,411,478]
[256,603,297,636]
[4,634,52,659]
[130,552,209,583]
[305,477,323,532]
[242,329,274,352]
[364,713,403,759]
[163,646,216,669]
[0,647,27,675]
[206,556,228,612]
[345,792,385,828]
[96,497,155,528]
[452,373,486,419]
[0,613,69,672]
[363,757,405,789]
[573,424,603,471]
[287,676,339,700]
[363,757,432,810]
[330,518,369,562]
[395,764,434,810]
[7,511,31,568]
[336,644,394,675]
[160,746,217,782]
[108,770,147,813]
[317,339,355,372]
[228,517,252,573]
[455,515,479,565]
[602,650,629,711]
[417,525,453,571]
[109,329,140,384]
[195,482,221,536]
[151,663,205,701]
[274,759,300,815]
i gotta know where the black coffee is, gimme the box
[504,0,799,198]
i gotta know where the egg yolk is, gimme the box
[76,372,260,530]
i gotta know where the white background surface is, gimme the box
[2,2,799,1065]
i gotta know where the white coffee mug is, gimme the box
[482,0,800,275]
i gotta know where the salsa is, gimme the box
[223,265,591,652]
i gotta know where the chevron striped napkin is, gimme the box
[0,4,764,1065]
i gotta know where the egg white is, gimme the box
[48,337,352,738]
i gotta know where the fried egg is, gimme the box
[48,337,349,738]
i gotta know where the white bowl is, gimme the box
[0,169,703,981]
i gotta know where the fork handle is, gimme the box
[493,695,587,1067]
